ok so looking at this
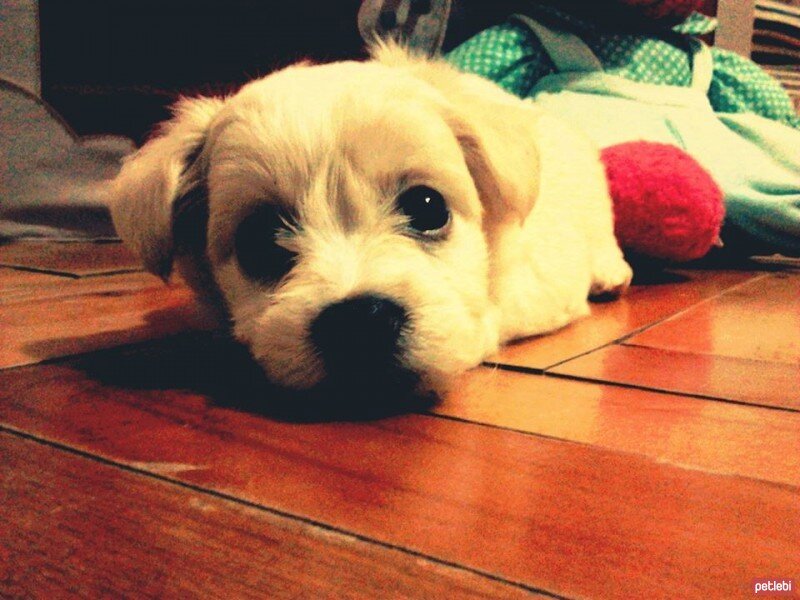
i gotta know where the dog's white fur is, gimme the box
[109,44,631,393]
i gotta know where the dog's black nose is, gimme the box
[310,295,408,373]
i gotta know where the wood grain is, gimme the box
[0,269,161,307]
[0,431,535,600]
[1,344,797,600]
[490,270,762,371]
[551,344,800,411]
[628,273,800,364]
[0,241,140,276]
[0,273,204,369]
[0,267,70,305]
[439,367,800,486]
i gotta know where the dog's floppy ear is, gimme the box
[109,96,226,278]
[445,98,540,223]
[373,43,540,223]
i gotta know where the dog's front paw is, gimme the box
[590,254,633,300]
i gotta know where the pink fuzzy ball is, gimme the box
[601,141,724,262]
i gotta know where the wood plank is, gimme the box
[0,241,140,276]
[628,273,800,365]
[0,274,204,369]
[1,345,797,600]
[0,432,534,600]
[490,270,762,371]
[0,267,70,304]
[438,367,800,486]
[551,344,800,411]
[0,268,158,306]
[0,267,66,288]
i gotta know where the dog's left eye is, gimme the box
[396,186,450,235]
[235,205,296,283]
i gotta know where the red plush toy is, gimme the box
[601,142,724,262]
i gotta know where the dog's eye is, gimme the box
[235,205,296,282]
[396,186,450,234]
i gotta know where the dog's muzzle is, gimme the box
[309,294,409,380]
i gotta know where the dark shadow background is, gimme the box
[39,0,525,144]
[39,0,721,144]
[65,330,438,423]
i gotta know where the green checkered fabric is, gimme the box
[709,48,800,128]
[446,11,800,129]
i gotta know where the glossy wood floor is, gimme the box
[2,241,798,599]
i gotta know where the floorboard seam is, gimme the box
[620,340,800,369]
[0,424,568,600]
[0,265,81,278]
[538,370,800,414]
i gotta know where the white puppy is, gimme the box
[109,44,631,397]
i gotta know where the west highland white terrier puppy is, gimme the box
[109,44,631,400]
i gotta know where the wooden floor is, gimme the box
[1,241,798,599]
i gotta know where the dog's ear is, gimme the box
[445,98,540,224]
[372,43,540,223]
[109,96,226,278]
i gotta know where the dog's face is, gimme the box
[110,46,541,396]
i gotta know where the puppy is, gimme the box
[109,44,631,398]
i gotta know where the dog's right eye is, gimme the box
[235,205,296,282]
[396,186,450,236]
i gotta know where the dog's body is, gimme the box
[110,45,631,396]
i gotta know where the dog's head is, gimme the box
[109,45,541,396]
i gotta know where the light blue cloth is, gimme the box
[514,15,800,257]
